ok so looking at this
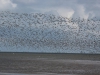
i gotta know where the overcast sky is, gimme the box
[0,0,100,53]
[0,0,100,19]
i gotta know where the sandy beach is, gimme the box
[0,53,100,75]
[0,72,76,75]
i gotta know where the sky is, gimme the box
[0,0,100,19]
[0,0,100,53]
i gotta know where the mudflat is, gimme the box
[0,52,100,75]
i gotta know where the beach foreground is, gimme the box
[0,53,100,75]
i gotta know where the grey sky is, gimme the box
[0,0,100,53]
[0,0,100,19]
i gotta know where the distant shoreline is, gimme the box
[0,52,100,55]
[0,52,100,60]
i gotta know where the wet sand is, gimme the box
[0,53,100,75]
[0,72,75,75]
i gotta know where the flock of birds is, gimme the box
[0,11,100,52]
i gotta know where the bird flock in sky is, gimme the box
[0,11,100,53]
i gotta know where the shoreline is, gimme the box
[0,53,100,74]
